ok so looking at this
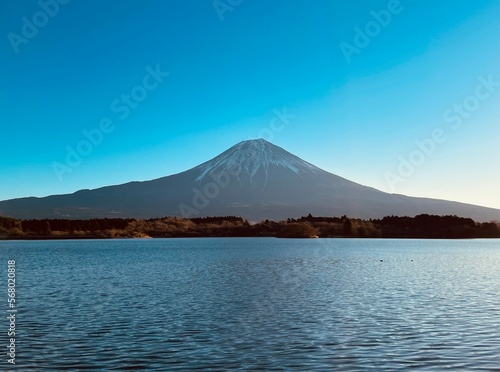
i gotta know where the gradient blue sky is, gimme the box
[1,0,499,209]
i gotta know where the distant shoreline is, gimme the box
[1,236,497,241]
[1,214,499,240]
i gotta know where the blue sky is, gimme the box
[1,0,499,209]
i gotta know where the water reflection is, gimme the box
[0,238,499,370]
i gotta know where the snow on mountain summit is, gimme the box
[195,139,323,182]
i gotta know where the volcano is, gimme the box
[1,139,499,221]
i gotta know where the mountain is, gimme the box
[1,139,499,222]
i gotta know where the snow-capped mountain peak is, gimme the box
[1,138,499,222]
[194,139,323,182]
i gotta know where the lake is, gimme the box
[0,238,499,370]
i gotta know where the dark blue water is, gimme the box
[0,238,499,370]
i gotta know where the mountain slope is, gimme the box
[1,139,499,221]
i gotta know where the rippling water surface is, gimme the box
[0,238,499,370]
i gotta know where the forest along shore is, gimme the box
[0,214,499,240]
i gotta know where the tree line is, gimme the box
[0,214,498,239]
